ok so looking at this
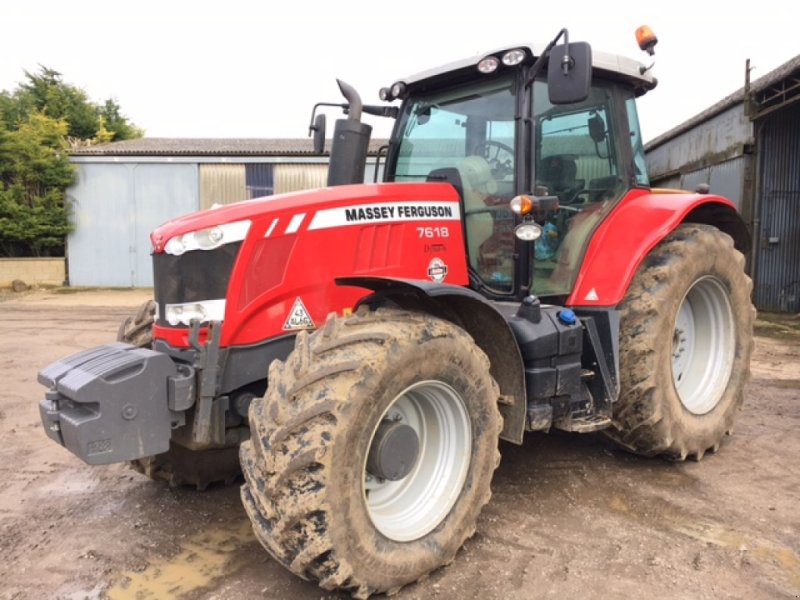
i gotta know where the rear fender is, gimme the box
[568,189,751,307]
[337,277,527,444]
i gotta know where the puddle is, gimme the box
[750,378,800,389]
[676,520,800,588]
[106,520,255,599]
[606,493,800,589]
[673,520,745,548]
[752,545,800,588]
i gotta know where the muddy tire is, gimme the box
[118,299,241,489]
[607,224,755,460]
[240,307,502,598]
[117,299,156,347]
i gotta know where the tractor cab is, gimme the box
[317,30,657,304]
[385,64,651,301]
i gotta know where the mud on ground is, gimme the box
[0,289,798,599]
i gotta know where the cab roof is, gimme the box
[399,43,656,96]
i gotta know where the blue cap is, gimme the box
[558,309,576,325]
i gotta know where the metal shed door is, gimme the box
[756,107,800,312]
[132,164,198,286]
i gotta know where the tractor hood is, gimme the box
[150,182,461,253]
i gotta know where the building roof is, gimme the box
[70,137,390,157]
[645,54,800,152]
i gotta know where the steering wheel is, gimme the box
[473,141,514,179]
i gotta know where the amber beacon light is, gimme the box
[636,25,658,55]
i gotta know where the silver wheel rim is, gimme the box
[672,276,735,414]
[363,380,471,542]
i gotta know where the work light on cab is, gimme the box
[477,56,499,74]
[390,82,407,99]
[515,222,542,241]
[502,49,526,66]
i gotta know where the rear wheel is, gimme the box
[116,299,156,347]
[240,307,502,598]
[118,299,241,489]
[607,224,755,460]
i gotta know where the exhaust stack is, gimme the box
[327,79,372,186]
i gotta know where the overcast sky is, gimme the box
[2,1,796,144]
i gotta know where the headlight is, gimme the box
[164,219,251,256]
[164,299,226,326]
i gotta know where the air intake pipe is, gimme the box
[327,79,373,186]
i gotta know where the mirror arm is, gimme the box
[308,102,347,137]
[639,60,656,75]
[362,105,400,118]
[560,29,572,75]
[524,28,569,88]
[309,102,397,137]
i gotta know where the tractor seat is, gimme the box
[538,155,585,204]
[586,175,621,203]
[426,168,464,201]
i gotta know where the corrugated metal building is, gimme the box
[68,138,387,287]
[646,56,800,312]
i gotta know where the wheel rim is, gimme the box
[671,276,735,414]
[363,380,471,542]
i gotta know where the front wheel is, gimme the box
[240,307,502,598]
[607,224,755,460]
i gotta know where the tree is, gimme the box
[0,114,74,256]
[4,66,143,143]
[18,67,100,139]
[0,66,143,257]
[99,99,144,141]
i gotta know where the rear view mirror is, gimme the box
[588,114,606,143]
[312,113,326,154]
[548,42,592,105]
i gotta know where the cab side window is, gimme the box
[531,82,626,297]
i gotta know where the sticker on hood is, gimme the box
[427,257,448,283]
[283,297,316,330]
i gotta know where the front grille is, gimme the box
[153,242,242,327]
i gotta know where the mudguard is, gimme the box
[568,189,751,307]
[337,276,527,444]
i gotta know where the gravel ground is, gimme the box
[0,289,797,600]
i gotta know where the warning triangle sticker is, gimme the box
[283,297,316,330]
[584,288,599,301]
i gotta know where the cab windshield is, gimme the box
[391,75,518,290]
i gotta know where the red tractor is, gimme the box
[38,28,753,597]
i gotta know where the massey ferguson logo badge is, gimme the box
[427,257,448,283]
[283,297,315,331]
